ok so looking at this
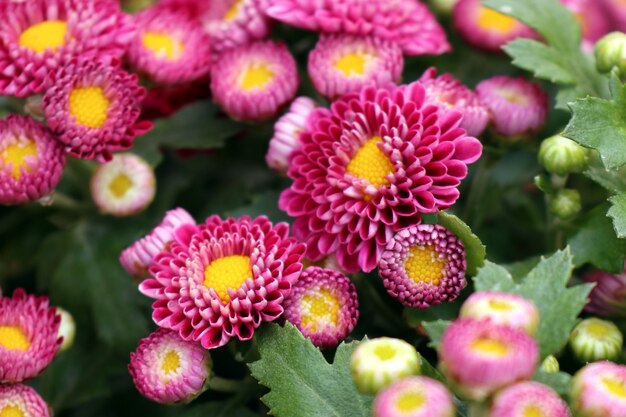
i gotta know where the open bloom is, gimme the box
[459,291,539,335]
[373,376,456,417]
[571,361,626,417]
[584,268,626,317]
[561,0,611,52]
[139,216,306,349]
[0,115,66,205]
[570,318,623,363]
[279,82,482,273]
[0,384,50,417]
[489,382,570,417]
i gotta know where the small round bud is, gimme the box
[351,338,421,395]
[595,32,626,74]
[549,189,581,220]
[459,291,539,335]
[428,0,459,15]
[540,355,560,373]
[570,318,623,363]
[56,307,76,352]
[538,134,589,176]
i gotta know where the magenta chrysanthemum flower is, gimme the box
[571,361,626,417]
[490,382,570,417]
[584,269,626,317]
[378,224,466,309]
[120,208,196,279]
[460,291,539,335]
[0,115,66,206]
[0,0,134,97]
[279,83,482,273]
[604,0,626,32]
[0,384,50,417]
[283,266,358,349]
[266,0,450,56]
[211,40,299,121]
[373,376,456,417]
[127,5,212,85]
[308,34,403,100]
[561,0,611,52]
[42,59,151,163]
[139,215,306,349]
[129,328,211,404]
[476,76,549,138]
[0,289,61,383]
[439,319,539,401]
[418,67,490,137]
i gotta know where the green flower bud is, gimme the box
[549,189,581,220]
[540,355,560,373]
[595,32,626,74]
[57,307,76,352]
[570,318,623,363]
[428,0,459,15]
[538,134,589,176]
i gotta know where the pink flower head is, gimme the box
[0,115,65,205]
[571,361,626,417]
[460,291,539,335]
[453,0,537,53]
[373,376,456,417]
[561,0,611,52]
[418,67,490,137]
[129,328,211,404]
[120,208,196,279]
[0,384,50,417]
[476,76,549,138]
[0,0,134,97]
[378,224,466,309]
[283,266,359,349]
[308,34,403,100]
[139,215,306,349]
[266,0,451,56]
[0,289,62,383]
[489,382,571,417]
[604,0,626,32]
[584,269,626,317]
[279,82,482,273]
[440,319,539,401]
[42,59,152,163]
[211,40,299,121]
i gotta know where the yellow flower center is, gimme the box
[404,245,446,286]
[240,64,274,91]
[19,20,67,54]
[396,391,425,413]
[488,299,513,311]
[109,174,133,199]
[603,376,626,398]
[161,349,181,374]
[300,288,340,333]
[69,87,110,128]
[0,326,30,351]
[523,406,545,417]
[1,141,37,180]
[204,255,252,304]
[477,7,518,33]
[346,137,393,188]
[470,337,509,357]
[334,52,370,77]
[586,321,613,339]
[496,88,528,105]
[224,0,243,21]
[142,32,184,61]
[373,344,396,361]
[0,405,24,417]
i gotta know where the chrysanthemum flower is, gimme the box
[283,266,358,349]
[266,0,450,56]
[571,361,626,417]
[476,76,549,138]
[0,115,66,206]
[453,0,536,53]
[91,153,156,216]
[211,40,299,121]
[0,289,61,383]
[418,67,490,137]
[0,384,50,417]
[561,0,611,52]
[139,216,306,349]
[308,34,403,100]
[459,291,539,335]
[0,0,134,97]
[604,0,626,32]
[42,59,151,163]
[373,376,456,417]
[439,319,539,401]
[378,224,466,309]
[127,5,212,85]
[279,83,482,273]
[129,328,211,404]
[120,208,196,279]
[570,318,623,363]
[584,269,626,317]
[489,382,570,417]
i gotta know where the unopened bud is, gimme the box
[549,189,581,220]
[595,32,626,74]
[570,318,623,363]
[538,134,589,176]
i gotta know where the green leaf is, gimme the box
[584,161,626,193]
[249,323,373,417]
[503,39,576,84]
[437,212,486,276]
[608,193,626,239]
[422,320,452,350]
[533,371,572,397]
[473,262,516,292]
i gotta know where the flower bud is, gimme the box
[584,268,626,317]
[429,0,460,16]
[595,32,626,74]
[459,291,539,335]
[540,355,560,373]
[549,189,581,220]
[56,307,76,352]
[570,318,623,363]
[538,134,589,176]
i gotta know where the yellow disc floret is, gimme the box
[300,288,340,333]
[373,344,397,361]
[224,0,243,21]
[586,320,613,339]
[603,376,626,398]
[204,255,252,304]
[334,52,370,77]
[522,406,546,417]
[0,326,30,351]
[161,349,181,374]
[470,337,509,358]
[142,32,185,61]
[396,391,425,413]
[1,141,37,180]
[346,137,394,188]
[0,405,25,417]
[69,86,110,129]
[404,245,446,286]
[477,7,518,33]
[240,64,275,91]
[109,174,133,199]
[19,20,67,54]
[488,299,513,311]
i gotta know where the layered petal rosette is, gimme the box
[0,384,50,417]
[139,216,306,349]
[584,269,626,317]
[571,361,626,417]
[459,291,539,335]
[0,289,61,383]
[489,382,570,417]
[0,115,66,205]
[373,376,456,417]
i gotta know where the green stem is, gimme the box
[468,402,490,417]
[209,376,247,393]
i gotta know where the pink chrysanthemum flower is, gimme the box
[266,0,450,56]
[308,34,403,100]
[584,269,626,317]
[0,0,134,97]
[561,0,611,52]
[378,224,466,309]
[0,384,50,417]
[42,59,151,163]
[604,0,626,32]
[489,382,570,417]
[0,289,61,383]
[453,0,537,53]
[129,328,211,404]
[279,83,482,273]
[139,215,306,349]
[120,208,196,279]
[571,361,626,417]
[127,5,212,85]
[476,76,549,138]
[283,266,359,349]
[418,67,490,137]
[459,291,539,335]
[373,376,455,417]
[0,115,65,206]
[211,40,299,121]
[439,319,539,401]
[91,153,156,217]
